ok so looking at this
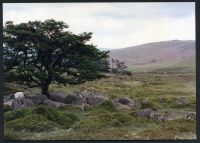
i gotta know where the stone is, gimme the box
[135,108,154,118]
[4,94,15,102]
[11,98,34,110]
[175,97,190,106]
[118,96,137,108]
[49,92,67,103]
[14,92,25,99]
[65,92,87,105]
[43,99,65,107]
[25,94,47,105]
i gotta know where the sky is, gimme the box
[3,2,195,50]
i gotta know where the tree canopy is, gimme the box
[3,19,109,97]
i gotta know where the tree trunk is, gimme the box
[41,84,50,99]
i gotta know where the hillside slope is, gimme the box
[109,40,195,72]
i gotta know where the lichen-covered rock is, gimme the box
[65,92,87,105]
[49,92,67,103]
[175,97,190,106]
[43,99,65,107]
[118,96,137,108]
[25,94,47,105]
[11,98,34,110]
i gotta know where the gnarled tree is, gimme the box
[3,19,109,98]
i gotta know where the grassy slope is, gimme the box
[4,72,196,140]
[128,57,195,73]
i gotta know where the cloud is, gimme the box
[3,2,195,49]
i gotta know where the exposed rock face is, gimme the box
[43,99,65,107]
[11,98,34,110]
[175,97,190,106]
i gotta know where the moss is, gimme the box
[97,100,116,112]
[6,114,57,132]
[32,105,79,129]
[4,109,32,121]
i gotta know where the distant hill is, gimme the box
[109,40,195,72]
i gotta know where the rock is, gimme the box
[65,92,87,105]
[4,100,14,107]
[11,98,34,110]
[135,108,154,118]
[112,100,132,111]
[50,90,106,106]
[49,92,67,103]
[43,99,65,107]
[175,97,190,106]
[141,98,151,108]
[82,103,91,111]
[118,97,137,108]
[4,94,15,102]
[14,92,25,99]
[85,94,106,106]
[184,112,196,120]
[25,94,47,105]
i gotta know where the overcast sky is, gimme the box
[3,2,195,50]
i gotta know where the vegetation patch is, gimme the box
[5,114,57,132]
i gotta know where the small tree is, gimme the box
[3,19,109,98]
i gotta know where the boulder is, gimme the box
[118,96,137,108]
[85,94,106,106]
[43,99,65,107]
[65,92,87,105]
[49,92,67,103]
[112,100,132,111]
[67,90,107,106]
[25,94,47,105]
[135,108,154,118]
[11,98,34,110]
[14,92,25,99]
[4,94,15,102]
[175,97,190,106]
[135,108,166,122]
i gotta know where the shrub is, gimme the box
[97,100,116,112]
[32,105,79,129]
[6,114,57,132]
[4,109,31,121]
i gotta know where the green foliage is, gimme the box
[97,100,116,112]
[58,104,82,112]
[4,109,31,121]
[6,114,57,132]
[3,19,109,95]
[32,105,79,129]
[136,118,196,139]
